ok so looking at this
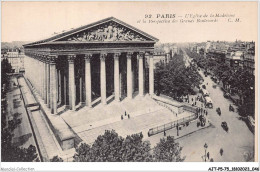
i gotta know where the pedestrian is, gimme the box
[220,148,223,156]
[128,114,130,119]
[206,111,208,116]
[195,101,197,105]
[207,152,210,159]
[164,130,166,136]
[176,113,177,117]
[121,115,123,120]
[125,111,127,116]
[192,98,193,102]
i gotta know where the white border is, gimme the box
[0,0,259,171]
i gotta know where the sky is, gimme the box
[1,1,258,43]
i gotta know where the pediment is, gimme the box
[54,19,156,43]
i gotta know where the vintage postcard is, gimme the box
[1,1,258,171]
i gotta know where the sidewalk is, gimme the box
[147,118,212,148]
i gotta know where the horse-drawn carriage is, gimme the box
[221,122,229,132]
[216,107,221,116]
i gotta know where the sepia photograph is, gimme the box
[1,1,259,171]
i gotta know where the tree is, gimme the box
[73,130,153,162]
[73,142,93,162]
[155,52,202,100]
[153,136,185,162]
[74,130,124,162]
[91,130,124,162]
[121,133,153,162]
[154,61,166,96]
[1,116,38,162]
[1,128,39,162]
[50,155,64,162]
[1,58,12,91]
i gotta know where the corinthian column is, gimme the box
[138,52,144,96]
[127,52,133,99]
[68,54,76,110]
[114,53,120,101]
[100,53,107,105]
[149,52,154,96]
[49,55,58,114]
[43,55,47,104]
[84,54,92,108]
[46,57,50,108]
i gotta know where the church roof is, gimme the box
[24,17,159,47]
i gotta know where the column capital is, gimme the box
[84,53,92,61]
[36,54,40,60]
[34,54,39,59]
[126,52,133,59]
[42,55,48,63]
[113,52,121,60]
[67,54,76,63]
[139,51,145,56]
[48,55,58,64]
[39,54,44,62]
[145,52,154,58]
[137,52,145,59]
[35,54,39,60]
[100,53,107,61]
[32,53,37,59]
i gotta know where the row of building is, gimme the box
[190,40,255,75]
[153,44,179,64]
[1,49,25,73]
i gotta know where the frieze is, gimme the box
[60,21,149,42]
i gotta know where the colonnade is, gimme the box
[25,51,154,114]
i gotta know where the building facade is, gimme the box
[23,17,158,114]
[243,47,255,75]
[1,50,25,73]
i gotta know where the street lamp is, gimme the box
[204,143,208,162]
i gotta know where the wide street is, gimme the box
[6,77,36,149]
[176,53,255,162]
